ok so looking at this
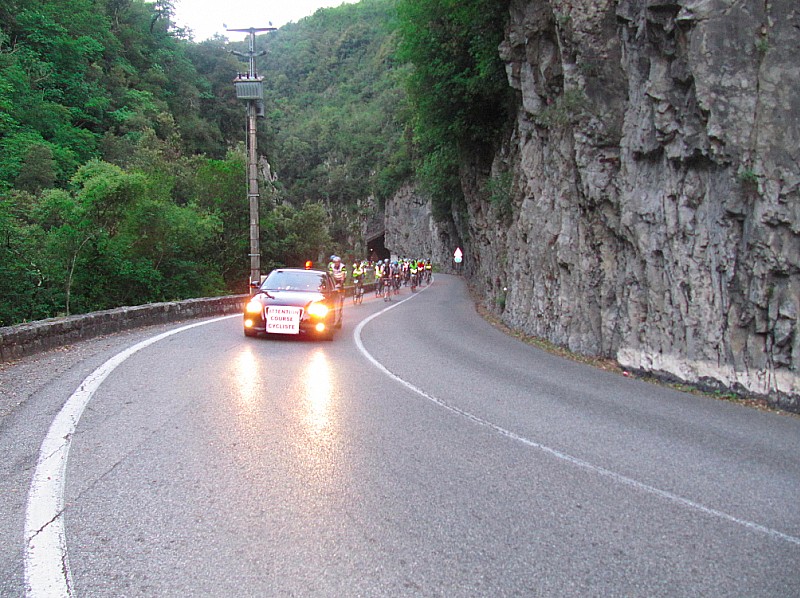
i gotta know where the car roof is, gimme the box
[270,268,327,275]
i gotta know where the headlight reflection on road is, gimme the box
[234,346,260,409]
[302,349,333,434]
[297,349,345,493]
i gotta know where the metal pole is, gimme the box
[247,100,260,286]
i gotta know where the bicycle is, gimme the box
[353,279,364,305]
[382,278,393,301]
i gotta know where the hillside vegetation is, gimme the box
[0,0,506,326]
[252,0,412,240]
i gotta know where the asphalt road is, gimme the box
[1,274,799,597]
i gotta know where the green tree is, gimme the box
[0,191,53,325]
[188,150,250,288]
[34,160,146,314]
[262,202,331,271]
[14,144,57,193]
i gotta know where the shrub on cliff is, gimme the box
[396,0,515,220]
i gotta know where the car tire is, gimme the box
[244,328,258,337]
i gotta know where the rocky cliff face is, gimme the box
[386,0,800,410]
[384,183,462,267]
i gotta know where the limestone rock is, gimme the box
[387,0,800,410]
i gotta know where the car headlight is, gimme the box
[245,300,263,314]
[307,302,329,318]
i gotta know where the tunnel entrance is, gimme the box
[366,231,390,262]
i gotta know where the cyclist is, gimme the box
[409,259,419,291]
[328,254,344,278]
[389,260,401,294]
[352,261,364,303]
[374,259,385,297]
[329,254,346,292]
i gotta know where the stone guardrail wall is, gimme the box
[0,279,384,363]
[0,295,247,363]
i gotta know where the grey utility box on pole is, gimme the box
[233,77,264,100]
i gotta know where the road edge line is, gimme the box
[352,280,800,548]
[24,315,239,597]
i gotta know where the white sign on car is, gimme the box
[266,306,301,334]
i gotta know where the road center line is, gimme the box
[24,315,239,598]
[353,286,800,548]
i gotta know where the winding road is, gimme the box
[1,274,798,596]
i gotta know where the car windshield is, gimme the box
[262,270,327,292]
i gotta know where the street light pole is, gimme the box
[229,26,276,289]
[246,97,259,287]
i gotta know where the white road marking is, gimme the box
[24,315,239,597]
[353,283,800,548]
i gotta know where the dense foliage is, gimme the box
[256,0,411,212]
[395,0,514,220]
[1,0,513,326]
[0,0,402,325]
[0,0,234,324]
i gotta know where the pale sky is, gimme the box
[173,0,361,41]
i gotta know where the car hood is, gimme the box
[257,290,325,307]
